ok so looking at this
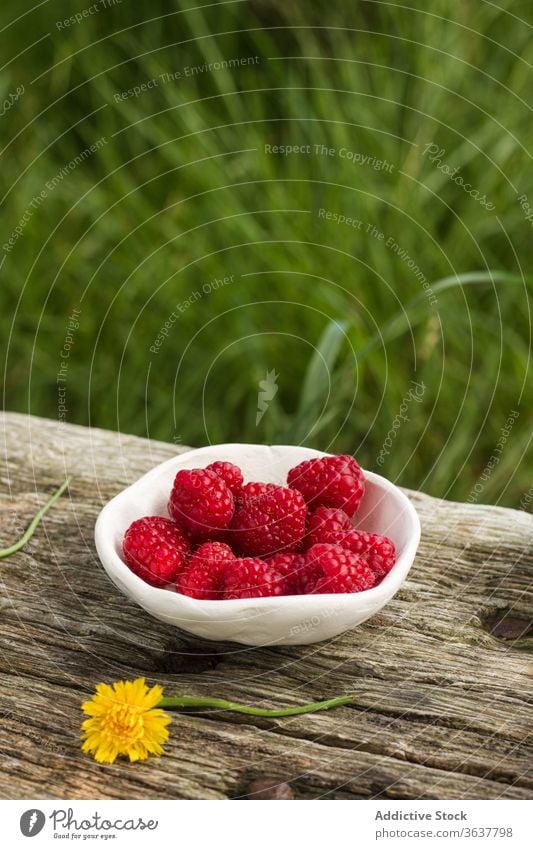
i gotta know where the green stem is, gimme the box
[157,694,353,717]
[0,478,70,558]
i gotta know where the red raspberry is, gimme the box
[302,543,375,594]
[123,516,190,588]
[230,482,307,557]
[287,455,365,517]
[168,468,234,539]
[235,481,271,505]
[224,558,287,599]
[339,529,396,582]
[266,552,306,595]
[307,506,352,547]
[206,461,244,495]
[178,541,235,600]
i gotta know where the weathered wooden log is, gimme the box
[0,412,531,799]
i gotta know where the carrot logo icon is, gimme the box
[20,809,46,837]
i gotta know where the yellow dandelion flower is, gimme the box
[81,677,171,764]
[81,677,353,765]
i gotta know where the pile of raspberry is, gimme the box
[122,454,396,600]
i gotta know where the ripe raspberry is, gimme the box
[168,468,234,539]
[307,506,352,547]
[287,455,365,517]
[339,529,396,582]
[245,482,270,493]
[206,461,244,495]
[230,482,307,557]
[266,552,306,595]
[224,558,287,599]
[303,543,375,594]
[234,481,271,506]
[123,516,190,588]
[178,541,235,600]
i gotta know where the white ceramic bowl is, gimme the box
[94,445,420,646]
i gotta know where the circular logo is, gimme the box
[20,810,46,837]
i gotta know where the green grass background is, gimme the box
[0,0,531,507]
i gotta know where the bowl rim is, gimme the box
[95,443,421,612]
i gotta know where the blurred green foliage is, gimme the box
[0,0,531,506]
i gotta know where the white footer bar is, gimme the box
[3,799,530,849]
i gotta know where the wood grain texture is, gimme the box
[0,411,531,800]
